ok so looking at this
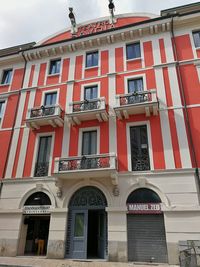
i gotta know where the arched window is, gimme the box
[24,192,51,206]
[127,188,161,203]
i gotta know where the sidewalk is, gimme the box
[0,257,179,267]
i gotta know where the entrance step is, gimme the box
[0,257,179,267]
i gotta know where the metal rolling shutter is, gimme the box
[127,214,168,263]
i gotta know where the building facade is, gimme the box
[0,2,200,264]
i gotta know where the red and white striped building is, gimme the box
[0,2,200,264]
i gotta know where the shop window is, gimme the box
[193,31,200,48]
[1,69,12,84]
[49,59,61,74]
[86,51,98,68]
[126,42,141,60]
[34,136,52,177]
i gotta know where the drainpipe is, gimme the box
[1,51,27,196]
[170,15,200,198]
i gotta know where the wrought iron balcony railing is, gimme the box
[34,162,49,177]
[67,97,108,125]
[132,154,150,171]
[114,89,158,119]
[26,104,64,129]
[54,153,117,179]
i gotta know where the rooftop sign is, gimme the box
[75,20,115,37]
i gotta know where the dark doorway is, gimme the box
[87,210,98,258]
[24,215,50,256]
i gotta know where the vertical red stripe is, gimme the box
[101,51,109,75]
[115,48,124,72]
[37,63,47,86]
[143,41,154,67]
[61,58,70,82]
[75,56,83,80]
[12,128,24,178]
[28,65,35,87]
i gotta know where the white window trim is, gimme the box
[126,121,154,172]
[41,88,60,106]
[78,126,100,156]
[190,30,200,59]
[0,68,14,90]
[124,41,143,68]
[44,57,63,85]
[124,73,147,94]
[81,81,100,101]
[0,98,7,129]
[84,50,100,70]
[31,132,55,177]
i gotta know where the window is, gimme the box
[82,131,97,155]
[84,86,98,100]
[34,136,52,177]
[130,125,150,171]
[128,78,143,93]
[1,69,12,85]
[193,31,200,48]
[126,43,141,60]
[49,59,61,75]
[0,101,5,125]
[86,51,98,68]
[44,92,57,106]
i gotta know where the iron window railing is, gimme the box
[27,105,62,119]
[34,162,49,177]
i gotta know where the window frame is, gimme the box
[0,100,6,128]
[193,30,200,48]
[127,78,144,94]
[85,51,99,68]
[126,42,141,61]
[48,58,61,75]
[81,82,100,101]
[41,89,59,107]
[44,92,58,106]
[126,121,154,172]
[78,127,100,156]
[124,74,146,94]
[1,69,13,85]
[31,132,55,177]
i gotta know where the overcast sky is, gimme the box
[0,0,199,49]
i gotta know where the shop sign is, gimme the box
[23,205,51,214]
[127,203,162,214]
[75,20,115,37]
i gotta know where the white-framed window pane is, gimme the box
[128,78,143,93]
[82,131,97,155]
[84,86,98,100]
[86,51,98,67]
[44,92,57,106]
[49,59,61,74]
[1,69,12,84]
[193,31,200,48]
[126,43,141,60]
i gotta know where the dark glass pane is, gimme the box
[127,188,161,203]
[130,125,150,171]
[35,136,52,177]
[49,59,61,74]
[82,131,97,155]
[84,86,98,100]
[74,213,84,237]
[24,192,51,206]
[128,78,143,93]
[86,52,98,67]
[44,92,57,106]
[0,102,5,117]
[126,43,141,60]
[193,32,200,48]
[1,69,12,84]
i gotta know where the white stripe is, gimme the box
[152,38,175,169]
[168,66,192,168]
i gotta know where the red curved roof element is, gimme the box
[42,16,151,45]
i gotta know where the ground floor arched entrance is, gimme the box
[126,188,168,263]
[19,192,51,256]
[66,186,107,259]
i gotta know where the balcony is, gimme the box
[114,89,159,119]
[67,97,108,125]
[26,105,64,129]
[54,153,117,182]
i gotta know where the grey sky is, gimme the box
[0,0,199,49]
